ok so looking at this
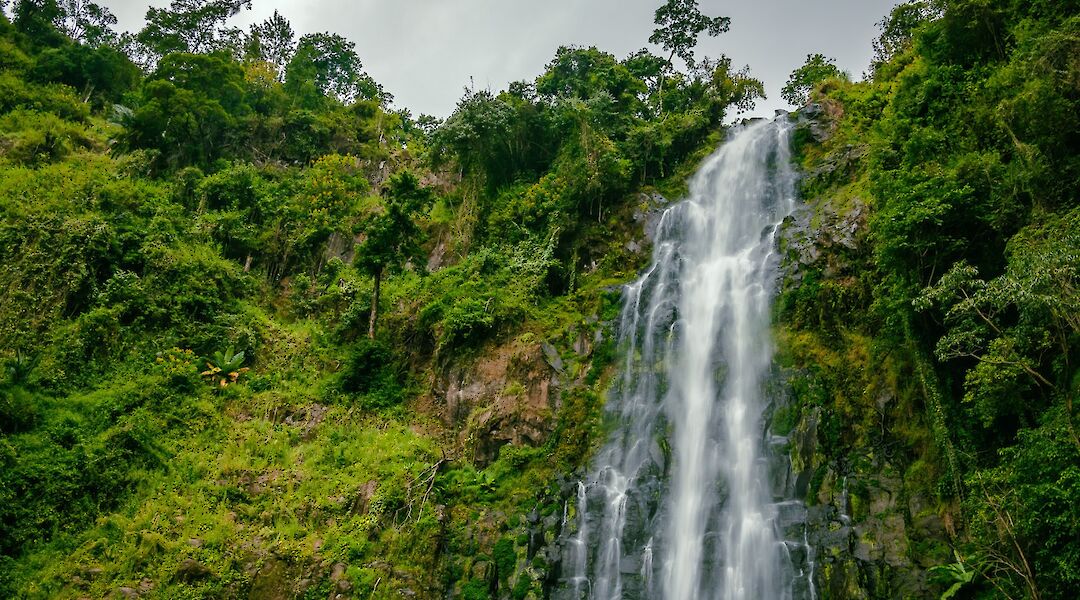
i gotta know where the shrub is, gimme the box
[340,338,404,410]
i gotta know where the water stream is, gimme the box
[557,117,812,600]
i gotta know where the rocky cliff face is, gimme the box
[432,340,562,466]
[774,105,953,599]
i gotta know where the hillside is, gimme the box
[1,1,1078,599]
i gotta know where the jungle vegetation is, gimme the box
[0,0,1076,597]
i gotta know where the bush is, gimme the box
[0,110,97,165]
[0,386,37,434]
[340,338,404,410]
[0,71,89,122]
[461,578,492,600]
[492,537,517,582]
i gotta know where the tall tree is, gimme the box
[648,0,729,114]
[871,0,940,71]
[649,0,729,70]
[781,53,846,106]
[285,32,388,107]
[12,0,63,44]
[55,0,116,46]
[246,9,293,80]
[134,0,251,66]
[355,170,432,339]
[120,52,250,168]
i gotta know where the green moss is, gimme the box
[461,578,492,600]
[492,537,516,582]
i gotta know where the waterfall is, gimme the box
[558,117,809,600]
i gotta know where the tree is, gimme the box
[134,0,251,66]
[355,171,433,339]
[649,0,729,70]
[623,48,667,115]
[536,46,645,114]
[781,53,846,106]
[120,52,250,168]
[285,32,388,107]
[12,0,64,44]
[54,0,116,46]
[648,0,729,114]
[703,55,764,115]
[246,9,293,80]
[871,0,940,71]
[432,88,523,185]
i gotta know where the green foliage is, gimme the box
[787,1,1080,596]
[0,108,96,165]
[432,86,557,190]
[927,553,976,599]
[355,169,433,338]
[133,0,252,64]
[781,53,846,106]
[492,537,516,581]
[121,52,249,169]
[51,0,119,47]
[433,38,762,200]
[245,9,294,78]
[285,32,387,107]
[31,43,139,107]
[871,1,940,71]
[355,170,432,281]
[649,0,729,69]
[0,69,88,120]
[962,408,1080,599]
[405,238,557,354]
[340,338,404,410]
[0,370,212,558]
[461,578,492,600]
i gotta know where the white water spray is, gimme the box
[559,117,806,599]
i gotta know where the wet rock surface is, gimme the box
[775,105,949,599]
[432,340,562,466]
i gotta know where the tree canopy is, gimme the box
[649,0,729,69]
[780,53,846,106]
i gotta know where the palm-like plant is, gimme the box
[200,347,249,387]
[4,350,34,386]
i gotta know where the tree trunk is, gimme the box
[658,50,676,118]
[368,269,382,339]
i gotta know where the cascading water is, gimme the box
[558,116,813,600]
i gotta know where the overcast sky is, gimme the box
[97,0,898,119]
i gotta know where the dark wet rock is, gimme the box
[633,192,671,243]
[430,340,562,466]
[84,567,104,580]
[175,558,211,582]
[541,342,564,373]
[799,102,824,120]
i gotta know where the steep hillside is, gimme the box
[0,1,758,598]
[1,1,1077,599]
[774,2,1079,597]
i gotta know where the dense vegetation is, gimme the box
[1,0,1077,597]
[779,0,1079,597]
[0,0,763,597]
